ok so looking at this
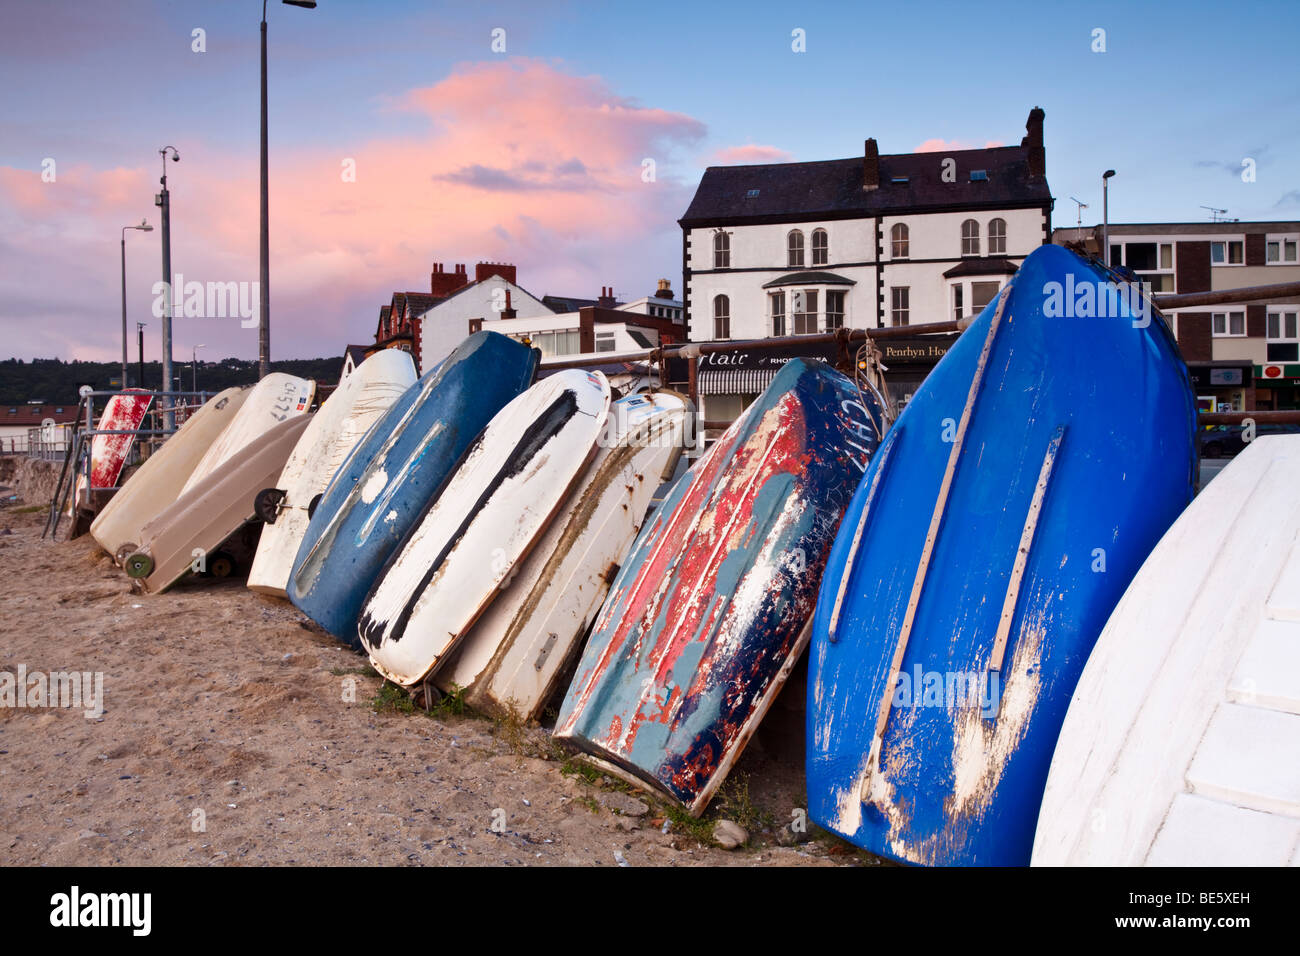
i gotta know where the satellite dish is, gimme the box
[78,385,93,398]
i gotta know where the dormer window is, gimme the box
[970,170,988,181]
[746,189,760,198]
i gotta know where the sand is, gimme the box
[0,501,872,867]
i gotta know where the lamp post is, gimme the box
[156,145,180,427]
[137,322,146,390]
[260,0,318,380]
[191,344,206,394]
[120,220,153,389]
[1102,169,1116,267]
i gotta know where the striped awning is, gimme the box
[699,368,778,396]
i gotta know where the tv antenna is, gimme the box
[1201,205,1238,223]
[1069,197,1088,226]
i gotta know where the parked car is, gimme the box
[1200,422,1300,458]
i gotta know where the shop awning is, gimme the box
[699,367,779,395]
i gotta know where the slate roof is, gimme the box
[762,270,858,288]
[680,146,1050,227]
[942,257,1020,278]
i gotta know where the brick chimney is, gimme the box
[863,138,879,191]
[1023,106,1045,179]
[475,261,517,286]
[654,278,674,300]
[501,289,517,319]
[430,262,472,297]
[597,286,616,309]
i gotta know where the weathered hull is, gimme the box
[360,369,612,686]
[1033,435,1300,866]
[92,386,250,563]
[436,390,692,721]
[181,373,314,496]
[556,358,882,814]
[807,244,1197,866]
[71,389,154,512]
[127,414,312,594]
[288,332,537,645]
[247,350,416,597]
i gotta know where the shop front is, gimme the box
[1253,363,1300,410]
[1187,361,1254,413]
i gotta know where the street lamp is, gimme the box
[191,344,206,393]
[260,0,318,381]
[156,145,180,426]
[1102,169,1116,267]
[120,220,153,389]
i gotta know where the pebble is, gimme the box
[613,850,629,867]
[712,819,748,850]
[597,791,649,817]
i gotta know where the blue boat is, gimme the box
[556,358,885,814]
[288,332,538,645]
[806,244,1196,866]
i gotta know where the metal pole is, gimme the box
[158,151,175,430]
[1154,281,1300,310]
[1102,170,1114,267]
[137,322,145,388]
[259,5,271,380]
[120,235,128,388]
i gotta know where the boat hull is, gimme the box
[71,389,154,512]
[247,350,416,597]
[807,244,1197,866]
[287,332,538,645]
[359,369,612,686]
[91,386,249,563]
[556,358,883,814]
[436,390,692,721]
[1032,435,1300,866]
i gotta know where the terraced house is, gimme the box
[1054,221,1300,411]
[678,108,1052,414]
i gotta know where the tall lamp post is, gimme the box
[156,145,180,427]
[137,322,146,389]
[191,344,206,394]
[1102,169,1116,267]
[120,220,153,389]
[260,0,318,380]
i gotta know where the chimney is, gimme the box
[597,286,616,309]
[654,278,674,300]
[1024,106,1045,179]
[863,138,879,191]
[501,290,517,319]
[475,261,517,286]
[431,260,473,297]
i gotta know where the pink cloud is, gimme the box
[709,144,794,165]
[0,58,707,366]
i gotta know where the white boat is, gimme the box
[1032,435,1300,866]
[247,351,417,597]
[359,369,612,687]
[90,386,249,563]
[436,389,691,720]
[180,373,315,496]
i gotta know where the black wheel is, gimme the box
[209,551,236,579]
[307,493,323,520]
[254,487,286,524]
[124,551,154,579]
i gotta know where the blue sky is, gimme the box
[1,0,1296,361]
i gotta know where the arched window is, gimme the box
[713,295,731,340]
[713,231,730,268]
[891,223,910,259]
[961,219,980,256]
[811,229,828,266]
[988,218,1006,255]
[788,230,805,267]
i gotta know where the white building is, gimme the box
[678,108,1053,414]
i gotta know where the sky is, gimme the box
[1,0,1297,365]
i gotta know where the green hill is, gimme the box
[0,356,345,404]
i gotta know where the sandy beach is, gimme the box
[0,498,872,867]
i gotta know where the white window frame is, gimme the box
[1265,234,1299,265]
[713,294,731,340]
[769,291,786,337]
[891,223,909,259]
[1211,310,1246,338]
[961,219,980,256]
[988,218,1007,255]
[713,231,730,269]
[1266,305,1299,362]
[825,289,846,330]
[1210,238,1245,266]
[811,229,829,266]
[890,286,910,326]
[787,230,805,268]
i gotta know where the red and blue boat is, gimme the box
[556,358,885,814]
